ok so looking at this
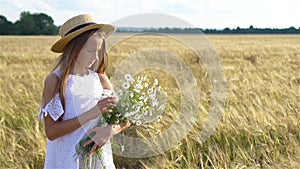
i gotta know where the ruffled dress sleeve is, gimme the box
[38,69,64,121]
[38,93,64,121]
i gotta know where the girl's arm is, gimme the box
[98,73,113,90]
[42,73,117,141]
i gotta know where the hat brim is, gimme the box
[51,24,115,53]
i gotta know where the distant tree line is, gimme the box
[117,26,300,34]
[0,11,58,35]
[1,11,299,35]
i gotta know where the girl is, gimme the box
[39,14,129,168]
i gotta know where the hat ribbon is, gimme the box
[64,22,96,36]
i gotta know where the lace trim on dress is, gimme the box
[38,93,64,121]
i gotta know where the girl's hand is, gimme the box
[84,122,130,155]
[111,121,131,134]
[84,126,114,155]
[96,97,117,114]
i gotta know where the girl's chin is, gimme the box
[86,63,94,68]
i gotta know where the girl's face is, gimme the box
[76,33,103,69]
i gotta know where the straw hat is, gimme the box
[51,14,115,53]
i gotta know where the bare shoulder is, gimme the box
[43,73,60,105]
[45,73,59,86]
[98,73,113,90]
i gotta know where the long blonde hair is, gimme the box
[51,29,108,117]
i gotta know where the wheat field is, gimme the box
[0,34,299,169]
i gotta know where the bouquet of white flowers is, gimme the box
[75,74,164,167]
[102,74,163,125]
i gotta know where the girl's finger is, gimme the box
[100,97,116,103]
[100,109,112,114]
[102,103,116,109]
[89,144,98,155]
[83,138,93,147]
[124,121,131,128]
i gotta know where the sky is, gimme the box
[0,0,299,29]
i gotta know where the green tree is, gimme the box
[0,15,15,34]
[15,11,36,35]
[32,13,57,34]
[13,11,58,35]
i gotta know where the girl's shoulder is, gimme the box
[42,72,60,105]
[43,70,61,89]
[45,71,60,86]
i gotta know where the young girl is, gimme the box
[39,14,129,169]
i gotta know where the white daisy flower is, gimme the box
[136,120,141,126]
[125,74,132,81]
[122,82,130,89]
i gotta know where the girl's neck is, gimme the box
[70,66,89,76]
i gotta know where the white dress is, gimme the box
[38,69,115,169]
